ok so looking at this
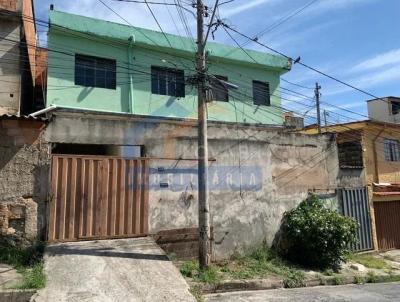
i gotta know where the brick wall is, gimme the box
[0,117,49,245]
[0,0,16,11]
[22,0,36,81]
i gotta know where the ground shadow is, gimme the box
[46,245,170,261]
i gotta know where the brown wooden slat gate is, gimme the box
[48,155,149,242]
[374,201,400,250]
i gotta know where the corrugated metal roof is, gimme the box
[0,114,47,122]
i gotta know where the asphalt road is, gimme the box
[205,282,400,302]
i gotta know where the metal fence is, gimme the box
[338,187,373,251]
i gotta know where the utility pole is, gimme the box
[196,0,210,268]
[315,82,321,134]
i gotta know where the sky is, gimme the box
[33,0,400,125]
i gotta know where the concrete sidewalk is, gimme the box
[33,237,195,302]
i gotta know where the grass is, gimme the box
[189,285,204,302]
[333,275,344,285]
[0,243,46,289]
[180,245,305,288]
[366,271,378,283]
[349,253,390,270]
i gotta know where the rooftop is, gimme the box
[48,10,291,72]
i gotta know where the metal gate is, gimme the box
[338,187,373,251]
[48,155,149,242]
[374,201,400,250]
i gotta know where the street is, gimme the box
[205,282,400,301]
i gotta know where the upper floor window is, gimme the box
[75,54,116,89]
[151,66,185,97]
[391,101,400,115]
[253,81,270,106]
[384,139,400,161]
[210,75,229,102]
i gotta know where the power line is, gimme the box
[222,23,388,103]
[221,0,320,58]
[281,78,313,90]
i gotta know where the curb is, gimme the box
[191,273,400,294]
[191,278,283,293]
[0,289,37,302]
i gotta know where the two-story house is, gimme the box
[0,0,48,245]
[45,10,291,124]
[303,108,400,252]
[38,10,345,260]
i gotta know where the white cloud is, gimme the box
[222,0,274,18]
[354,65,400,87]
[351,48,400,73]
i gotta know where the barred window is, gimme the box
[75,54,116,89]
[338,142,363,168]
[384,139,400,161]
[151,66,185,97]
[210,75,229,102]
[253,81,270,106]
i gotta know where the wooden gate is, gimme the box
[374,201,400,250]
[48,155,149,242]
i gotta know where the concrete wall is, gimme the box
[0,17,21,115]
[367,98,400,124]
[0,117,49,244]
[45,111,339,258]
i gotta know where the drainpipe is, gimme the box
[128,35,135,114]
[29,105,57,117]
[372,127,384,183]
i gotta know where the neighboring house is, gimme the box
[367,96,400,124]
[0,0,45,115]
[46,10,291,125]
[0,114,48,245]
[303,120,400,251]
[0,0,48,244]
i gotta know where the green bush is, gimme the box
[279,195,358,270]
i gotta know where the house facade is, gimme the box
[303,120,400,251]
[1,8,344,259]
[0,0,49,245]
[46,10,291,125]
[0,0,45,115]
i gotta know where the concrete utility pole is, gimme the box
[315,82,321,134]
[196,0,210,268]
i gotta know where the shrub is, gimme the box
[279,195,358,270]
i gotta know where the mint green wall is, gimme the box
[47,30,284,124]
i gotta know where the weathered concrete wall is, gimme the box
[0,118,49,245]
[45,111,339,259]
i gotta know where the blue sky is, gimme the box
[33,0,400,124]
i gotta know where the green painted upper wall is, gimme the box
[46,10,292,125]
